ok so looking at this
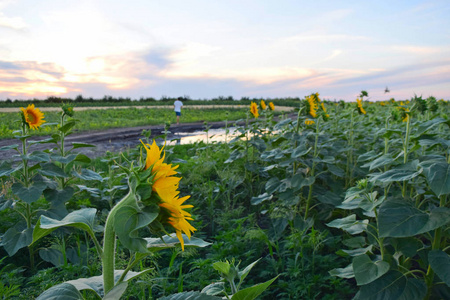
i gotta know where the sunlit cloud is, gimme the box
[0,12,26,30]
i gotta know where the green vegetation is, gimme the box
[0,97,449,299]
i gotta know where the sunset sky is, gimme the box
[1,0,449,101]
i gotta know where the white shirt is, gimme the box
[174,100,183,112]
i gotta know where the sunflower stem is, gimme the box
[103,189,135,294]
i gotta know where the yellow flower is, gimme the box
[250,102,259,118]
[159,193,196,251]
[356,98,366,115]
[141,140,195,250]
[269,102,275,111]
[306,95,318,118]
[260,100,267,110]
[20,104,46,130]
[397,106,410,122]
[305,119,315,125]
[320,102,327,113]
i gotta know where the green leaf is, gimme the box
[72,169,103,181]
[12,181,47,203]
[265,177,281,194]
[36,283,84,300]
[361,154,395,171]
[328,164,345,177]
[39,248,65,267]
[342,237,366,249]
[32,208,97,245]
[357,271,426,300]
[378,199,450,237]
[326,215,368,235]
[0,195,13,211]
[231,276,278,300]
[74,153,91,163]
[144,234,211,252]
[369,167,422,183]
[416,117,448,136]
[103,282,128,300]
[237,259,261,290]
[0,227,33,256]
[44,187,74,204]
[28,151,51,162]
[250,193,273,205]
[59,121,76,134]
[71,142,95,149]
[421,161,450,196]
[114,205,159,253]
[0,161,18,177]
[50,154,78,164]
[39,163,69,178]
[353,254,390,285]
[213,261,230,276]
[160,291,222,300]
[201,282,225,296]
[338,245,373,257]
[428,250,450,287]
[0,144,19,150]
[290,173,315,189]
[329,263,354,279]
[291,145,311,158]
[64,270,148,298]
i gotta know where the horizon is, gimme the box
[1,0,449,101]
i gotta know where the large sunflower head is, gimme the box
[20,104,46,130]
[250,102,259,118]
[140,140,195,250]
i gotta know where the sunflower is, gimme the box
[356,98,366,115]
[306,95,318,118]
[269,102,275,111]
[141,140,195,249]
[397,106,410,122]
[260,100,267,110]
[250,102,259,118]
[305,119,315,125]
[20,104,46,130]
[159,193,197,251]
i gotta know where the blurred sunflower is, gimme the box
[269,102,275,111]
[260,100,267,110]
[250,102,259,118]
[397,106,410,122]
[306,95,318,118]
[356,98,366,115]
[305,119,315,125]
[141,140,195,250]
[20,104,46,130]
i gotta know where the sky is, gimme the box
[0,0,449,101]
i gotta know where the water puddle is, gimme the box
[168,127,239,145]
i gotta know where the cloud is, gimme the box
[0,12,27,30]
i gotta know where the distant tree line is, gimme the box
[0,94,306,107]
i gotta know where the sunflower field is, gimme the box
[0,95,449,299]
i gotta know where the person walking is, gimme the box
[174,97,183,124]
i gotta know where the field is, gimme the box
[0,96,449,299]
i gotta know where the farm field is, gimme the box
[0,106,272,140]
[0,96,449,299]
